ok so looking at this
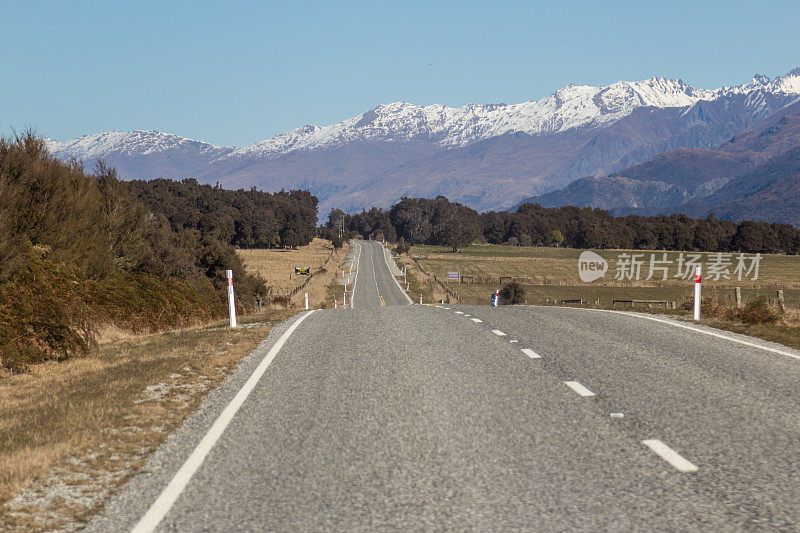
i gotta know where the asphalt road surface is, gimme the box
[349,240,413,308]
[90,240,800,531]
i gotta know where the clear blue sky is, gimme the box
[2,0,798,147]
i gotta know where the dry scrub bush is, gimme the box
[686,297,783,325]
[500,281,526,305]
[0,133,263,372]
[737,298,782,324]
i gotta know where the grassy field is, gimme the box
[411,244,800,287]
[238,238,349,308]
[408,244,800,312]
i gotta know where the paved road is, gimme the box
[349,240,412,308]
[90,241,800,531]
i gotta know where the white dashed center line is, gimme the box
[521,348,541,359]
[471,318,482,323]
[454,311,464,314]
[492,329,506,336]
[642,440,698,472]
[564,381,595,397]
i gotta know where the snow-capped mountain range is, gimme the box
[46,68,800,214]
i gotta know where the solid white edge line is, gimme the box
[564,380,595,397]
[351,242,360,309]
[471,318,482,323]
[131,310,317,533]
[642,439,698,472]
[586,307,800,362]
[521,348,541,359]
[491,329,506,336]
[379,242,414,305]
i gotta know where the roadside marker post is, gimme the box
[226,269,237,328]
[491,289,500,307]
[693,265,702,321]
[305,292,309,310]
[420,294,423,305]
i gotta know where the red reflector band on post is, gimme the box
[695,275,701,283]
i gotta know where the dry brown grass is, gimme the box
[0,310,292,531]
[411,244,800,289]
[238,238,337,295]
[410,244,800,311]
[238,239,349,309]
[395,254,447,304]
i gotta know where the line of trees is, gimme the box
[127,179,318,249]
[328,196,800,254]
[0,135,269,372]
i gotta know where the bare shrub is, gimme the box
[500,281,526,305]
[737,298,782,324]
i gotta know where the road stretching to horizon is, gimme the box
[89,239,800,531]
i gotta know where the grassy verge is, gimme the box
[0,310,292,531]
[394,253,446,304]
[696,319,800,351]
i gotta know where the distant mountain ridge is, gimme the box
[46,68,800,214]
[523,96,800,225]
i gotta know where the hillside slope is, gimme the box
[523,96,800,221]
[47,69,800,214]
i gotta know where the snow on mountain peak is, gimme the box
[773,68,800,94]
[48,67,800,164]
[46,129,230,160]
[229,75,725,159]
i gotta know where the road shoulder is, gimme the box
[0,312,293,532]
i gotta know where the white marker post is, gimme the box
[304,292,309,310]
[419,294,423,305]
[693,265,702,321]
[226,269,237,328]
